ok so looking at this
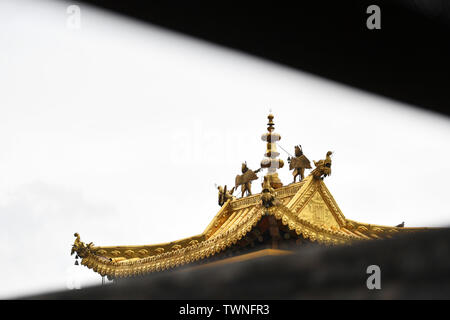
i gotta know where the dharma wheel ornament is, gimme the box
[260,114,284,189]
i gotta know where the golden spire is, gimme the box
[260,114,284,189]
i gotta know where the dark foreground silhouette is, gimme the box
[26,228,450,299]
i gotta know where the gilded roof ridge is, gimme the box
[73,199,431,278]
[77,202,361,277]
[229,180,305,210]
[78,206,268,276]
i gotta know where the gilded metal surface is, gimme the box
[289,156,311,171]
[71,233,93,258]
[72,176,429,279]
[261,175,277,208]
[310,151,333,179]
[235,167,259,186]
[288,145,312,182]
[218,185,235,206]
[299,192,340,228]
[260,114,284,188]
[71,113,431,279]
[235,162,260,197]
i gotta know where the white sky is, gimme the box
[1,0,449,298]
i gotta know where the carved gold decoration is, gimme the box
[260,114,284,189]
[138,249,149,256]
[96,249,108,256]
[298,191,340,229]
[124,250,135,258]
[110,250,121,257]
[188,240,199,246]
[235,163,261,197]
[218,185,235,206]
[287,145,312,182]
[71,233,93,258]
[71,113,432,279]
[261,175,277,208]
[310,151,332,179]
[71,175,430,279]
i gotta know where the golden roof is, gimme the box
[71,175,428,279]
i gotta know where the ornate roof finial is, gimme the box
[267,113,275,133]
[260,113,284,189]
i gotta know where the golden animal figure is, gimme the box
[218,185,235,206]
[235,162,261,198]
[71,233,93,258]
[261,176,277,208]
[310,151,333,179]
[287,145,312,182]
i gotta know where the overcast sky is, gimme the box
[1,0,449,298]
